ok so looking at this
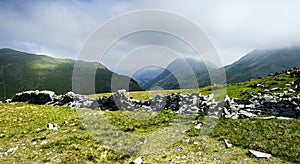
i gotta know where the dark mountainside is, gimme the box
[225,47,300,83]
[0,48,142,100]
[132,67,164,88]
[143,47,300,90]
[144,58,210,90]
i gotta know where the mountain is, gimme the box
[144,58,210,90]
[225,47,300,83]
[144,47,300,90]
[0,48,142,100]
[132,67,164,88]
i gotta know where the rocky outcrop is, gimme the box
[11,90,56,105]
[8,68,300,119]
[9,88,300,119]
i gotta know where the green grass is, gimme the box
[93,70,296,101]
[0,103,297,163]
[211,118,300,163]
[1,70,299,163]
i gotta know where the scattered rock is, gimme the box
[169,159,175,164]
[256,116,276,120]
[40,140,47,145]
[131,157,143,164]
[6,146,18,154]
[47,123,59,130]
[7,68,300,120]
[31,141,37,146]
[276,116,293,120]
[194,123,202,129]
[224,139,232,148]
[249,150,271,158]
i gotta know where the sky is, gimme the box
[1,0,300,76]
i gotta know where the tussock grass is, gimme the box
[0,71,299,163]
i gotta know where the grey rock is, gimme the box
[131,157,143,164]
[224,139,232,148]
[249,150,271,158]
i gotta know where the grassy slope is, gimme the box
[0,48,142,100]
[1,71,299,163]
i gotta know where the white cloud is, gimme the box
[0,0,300,72]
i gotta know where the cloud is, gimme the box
[0,0,300,72]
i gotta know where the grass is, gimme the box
[211,118,300,163]
[0,103,298,163]
[0,70,299,163]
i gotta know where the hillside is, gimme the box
[132,67,164,88]
[0,48,142,100]
[143,47,300,90]
[225,47,300,83]
[144,58,210,90]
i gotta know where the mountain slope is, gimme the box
[0,48,142,100]
[143,47,300,90]
[132,67,164,88]
[144,58,210,90]
[225,47,300,83]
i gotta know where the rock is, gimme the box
[276,116,293,120]
[6,146,18,154]
[131,157,143,164]
[5,99,11,103]
[224,139,232,148]
[194,123,202,129]
[11,90,56,104]
[47,123,59,130]
[270,87,279,91]
[288,89,296,93]
[231,114,239,119]
[249,150,271,158]
[280,110,296,118]
[169,159,175,164]
[0,134,5,138]
[256,116,276,120]
[47,123,53,129]
[40,140,47,145]
[239,110,257,118]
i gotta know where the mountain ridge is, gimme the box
[142,47,300,90]
[0,48,142,100]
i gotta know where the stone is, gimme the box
[194,123,202,129]
[131,157,143,164]
[239,110,257,118]
[231,114,239,119]
[5,99,11,103]
[47,123,59,130]
[276,116,293,120]
[40,140,47,145]
[6,146,18,154]
[169,159,175,164]
[47,123,53,130]
[224,139,232,148]
[249,150,271,158]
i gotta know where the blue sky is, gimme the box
[1,0,300,75]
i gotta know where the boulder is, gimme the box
[249,150,271,158]
[11,90,56,105]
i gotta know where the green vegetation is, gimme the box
[211,118,300,163]
[0,48,142,100]
[0,68,299,163]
